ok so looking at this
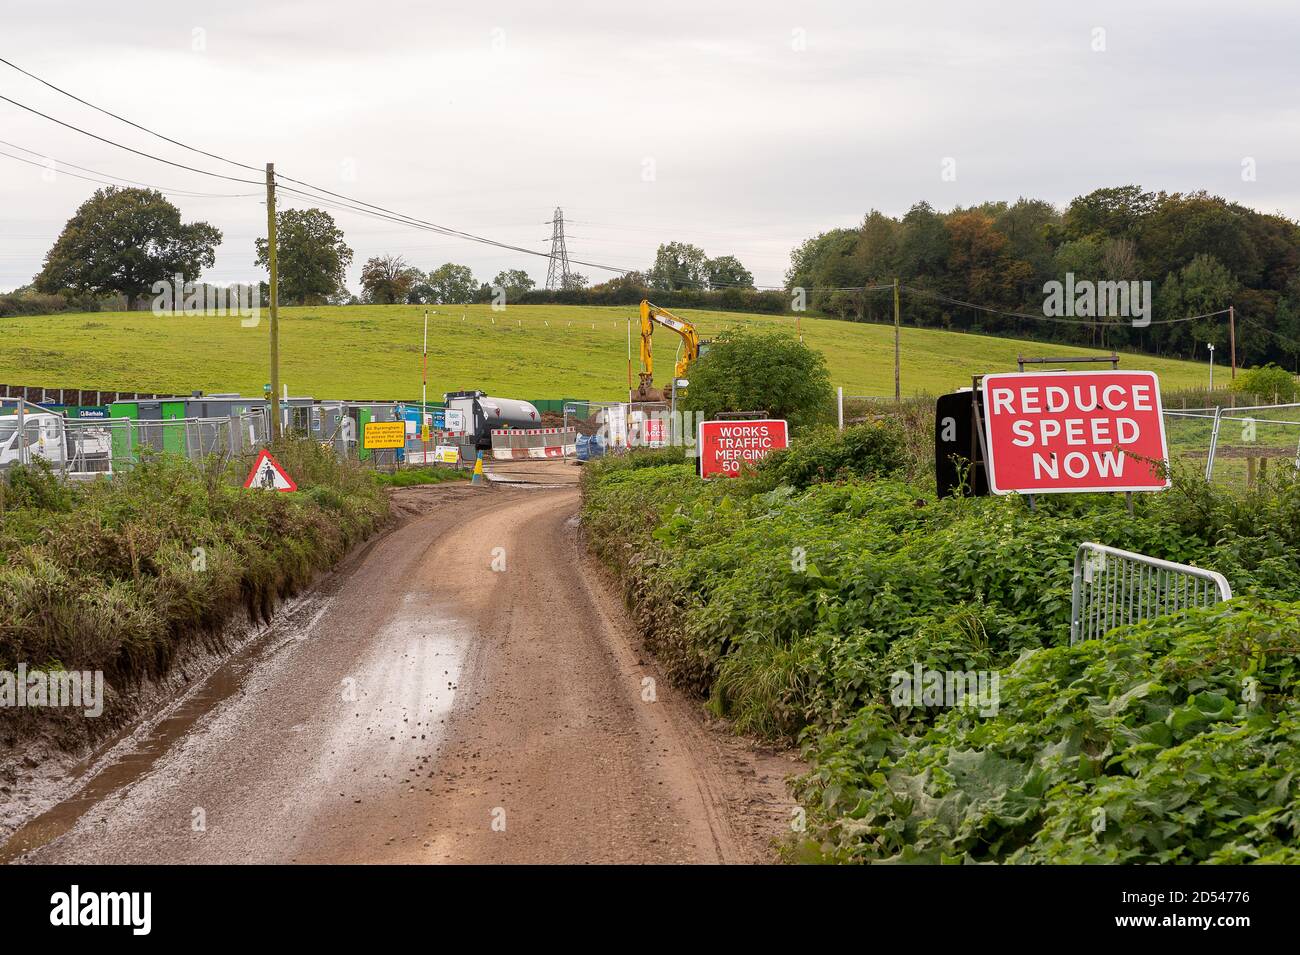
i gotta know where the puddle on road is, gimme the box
[0,594,474,863]
[311,603,470,792]
[0,599,325,864]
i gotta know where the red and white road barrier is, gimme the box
[490,427,577,460]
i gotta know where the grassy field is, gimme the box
[0,303,1213,400]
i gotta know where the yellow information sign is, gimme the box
[421,424,431,442]
[363,420,405,449]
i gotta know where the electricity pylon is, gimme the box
[545,207,572,290]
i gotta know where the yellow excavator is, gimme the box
[633,299,704,402]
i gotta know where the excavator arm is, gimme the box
[636,299,701,400]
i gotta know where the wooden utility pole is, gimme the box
[893,277,901,402]
[422,309,429,463]
[266,162,281,441]
[1228,305,1236,380]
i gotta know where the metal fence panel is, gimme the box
[1164,401,1300,484]
[1,399,272,480]
[1070,542,1232,644]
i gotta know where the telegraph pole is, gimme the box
[1228,305,1236,380]
[893,277,901,402]
[266,162,281,441]
[422,309,429,462]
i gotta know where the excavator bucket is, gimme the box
[634,372,663,402]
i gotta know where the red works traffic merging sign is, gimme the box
[698,419,789,478]
[981,370,1170,495]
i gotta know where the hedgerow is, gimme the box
[0,440,389,730]
[581,421,1300,863]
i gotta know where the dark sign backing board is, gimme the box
[935,390,989,498]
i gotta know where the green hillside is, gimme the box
[0,304,1212,400]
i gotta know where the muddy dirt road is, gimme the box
[5,474,796,864]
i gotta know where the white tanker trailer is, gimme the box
[443,390,542,450]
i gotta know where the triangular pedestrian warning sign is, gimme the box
[244,450,298,492]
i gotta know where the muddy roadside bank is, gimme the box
[0,483,480,848]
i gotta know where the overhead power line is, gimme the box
[901,285,1230,328]
[0,55,263,174]
[0,92,263,184]
[0,138,260,198]
[0,57,791,285]
[1240,314,1300,351]
[10,56,1237,312]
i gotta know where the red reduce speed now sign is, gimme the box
[698,419,789,478]
[982,370,1170,495]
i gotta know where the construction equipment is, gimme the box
[444,390,542,450]
[634,299,704,401]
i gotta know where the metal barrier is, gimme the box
[1,398,270,479]
[404,430,476,466]
[1163,402,1300,483]
[1203,402,1300,481]
[1070,542,1232,644]
[562,400,682,455]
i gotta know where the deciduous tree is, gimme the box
[36,187,221,309]
[254,208,352,305]
[360,254,422,304]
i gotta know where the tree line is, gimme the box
[14,186,773,313]
[787,186,1300,367]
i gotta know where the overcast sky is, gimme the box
[3,0,1298,293]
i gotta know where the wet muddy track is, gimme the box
[5,478,796,864]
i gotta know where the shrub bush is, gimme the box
[1232,363,1298,403]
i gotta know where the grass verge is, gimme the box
[0,439,389,736]
[581,419,1300,863]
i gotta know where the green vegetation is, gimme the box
[372,466,468,487]
[681,329,834,431]
[802,603,1300,863]
[0,303,1212,400]
[788,187,1300,368]
[34,187,222,310]
[256,208,353,305]
[0,440,388,728]
[1233,364,1299,404]
[581,422,1300,863]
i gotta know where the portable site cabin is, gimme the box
[108,397,189,458]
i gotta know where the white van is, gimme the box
[0,411,68,467]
